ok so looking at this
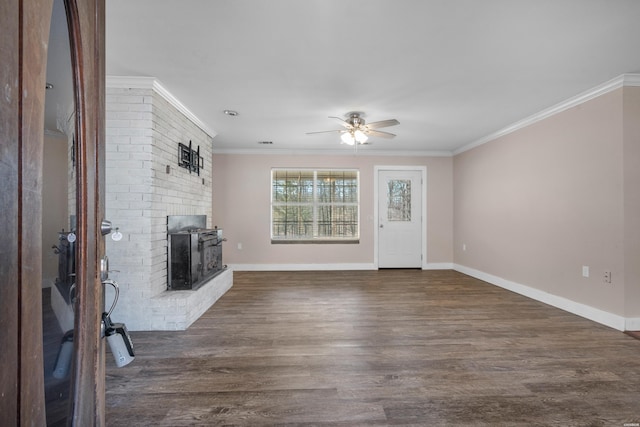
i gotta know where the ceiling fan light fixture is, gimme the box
[306,112,398,147]
[354,129,368,143]
[341,132,355,145]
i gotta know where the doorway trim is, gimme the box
[373,165,427,269]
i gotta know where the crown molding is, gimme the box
[454,73,640,155]
[213,148,453,157]
[622,73,640,86]
[106,75,217,139]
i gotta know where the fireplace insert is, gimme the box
[167,215,225,290]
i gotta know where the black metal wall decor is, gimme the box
[178,140,203,175]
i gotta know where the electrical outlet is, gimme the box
[237,242,243,251]
[604,271,612,283]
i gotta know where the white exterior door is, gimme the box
[377,169,423,268]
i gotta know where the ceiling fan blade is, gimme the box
[365,119,400,129]
[367,129,396,139]
[305,129,343,135]
[328,116,353,129]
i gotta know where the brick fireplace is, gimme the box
[105,76,232,331]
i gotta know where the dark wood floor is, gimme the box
[105,270,640,426]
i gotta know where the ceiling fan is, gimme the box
[306,112,399,145]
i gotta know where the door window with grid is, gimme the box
[271,169,359,242]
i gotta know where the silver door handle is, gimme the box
[379,224,384,228]
[100,256,109,281]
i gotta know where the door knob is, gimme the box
[379,224,384,228]
[101,219,113,236]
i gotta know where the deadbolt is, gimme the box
[101,219,113,236]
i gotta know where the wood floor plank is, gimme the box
[106,270,640,426]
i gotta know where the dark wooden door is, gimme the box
[0,0,106,424]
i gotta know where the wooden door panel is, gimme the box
[0,0,20,423]
[19,0,53,423]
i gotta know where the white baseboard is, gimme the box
[231,262,456,271]
[228,263,376,271]
[625,318,640,331]
[453,264,627,331]
[424,262,454,270]
[230,262,454,271]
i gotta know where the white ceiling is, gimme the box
[106,0,640,155]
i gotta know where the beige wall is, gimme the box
[623,87,640,319]
[212,153,453,268]
[453,87,638,319]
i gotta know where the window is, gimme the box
[271,169,359,242]
[387,179,412,221]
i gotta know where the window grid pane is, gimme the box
[272,205,313,238]
[317,171,358,203]
[317,205,358,238]
[272,171,314,203]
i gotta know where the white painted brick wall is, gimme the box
[105,85,230,331]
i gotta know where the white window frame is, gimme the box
[270,168,360,243]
